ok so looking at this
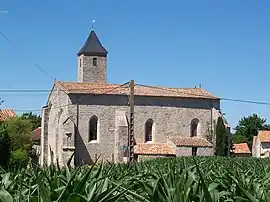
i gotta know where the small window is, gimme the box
[145,119,153,142]
[89,115,98,142]
[93,58,97,66]
[65,132,72,146]
[79,59,82,67]
[191,119,199,137]
[192,147,197,156]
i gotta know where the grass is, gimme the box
[1,157,270,201]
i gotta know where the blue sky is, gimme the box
[0,0,270,129]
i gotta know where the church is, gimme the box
[40,29,228,166]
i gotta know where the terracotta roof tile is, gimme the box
[31,127,41,141]
[232,143,251,154]
[0,109,16,122]
[134,143,175,155]
[258,130,270,143]
[169,136,213,147]
[55,81,219,100]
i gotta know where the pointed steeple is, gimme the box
[77,30,108,56]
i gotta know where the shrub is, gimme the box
[10,148,29,168]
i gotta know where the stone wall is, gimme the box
[197,147,214,156]
[233,153,251,157]
[137,155,175,162]
[114,110,129,163]
[66,94,220,164]
[40,106,49,166]
[41,85,71,167]
[77,55,107,83]
[176,147,192,156]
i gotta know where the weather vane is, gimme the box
[91,20,95,30]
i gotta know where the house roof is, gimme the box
[0,109,16,122]
[232,143,251,154]
[258,130,270,143]
[31,127,41,141]
[54,81,219,100]
[134,143,175,155]
[77,30,108,56]
[168,136,213,147]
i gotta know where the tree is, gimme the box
[0,122,11,168]
[20,112,41,131]
[233,114,270,148]
[5,118,33,167]
[215,117,228,156]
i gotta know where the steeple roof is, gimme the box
[77,30,108,56]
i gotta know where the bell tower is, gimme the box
[77,30,108,83]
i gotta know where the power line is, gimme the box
[36,65,56,81]
[135,83,270,106]
[3,82,270,113]
[12,82,131,113]
[221,98,270,106]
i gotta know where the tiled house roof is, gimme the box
[55,81,219,100]
[31,127,41,141]
[232,143,251,154]
[169,137,213,147]
[257,130,270,143]
[0,109,16,122]
[134,143,175,155]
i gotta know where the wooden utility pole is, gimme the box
[128,80,135,162]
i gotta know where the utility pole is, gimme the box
[128,80,135,163]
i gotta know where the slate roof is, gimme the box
[55,81,219,100]
[232,143,251,154]
[134,143,175,155]
[77,30,108,56]
[0,109,16,122]
[257,130,270,143]
[31,127,41,141]
[168,136,213,147]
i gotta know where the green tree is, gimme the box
[234,114,270,147]
[5,118,33,167]
[215,117,228,156]
[231,134,248,144]
[6,118,32,150]
[0,122,11,168]
[20,112,41,131]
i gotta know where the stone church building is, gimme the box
[40,30,228,166]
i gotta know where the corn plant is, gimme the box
[1,157,270,201]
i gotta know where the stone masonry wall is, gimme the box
[77,55,107,83]
[40,106,49,166]
[176,147,192,156]
[66,94,220,164]
[137,155,175,162]
[197,147,214,156]
[42,85,70,167]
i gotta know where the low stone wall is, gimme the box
[232,153,251,157]
[176,147,192,156]
[176,147,213,157]
[197,147,214,156]
[137,154,175,162]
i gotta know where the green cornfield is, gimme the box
[1,157,270,201]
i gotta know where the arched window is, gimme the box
[190,118,199,137]
[93,58,97,66]
[145,119,153,142]
[89,115,98,142]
